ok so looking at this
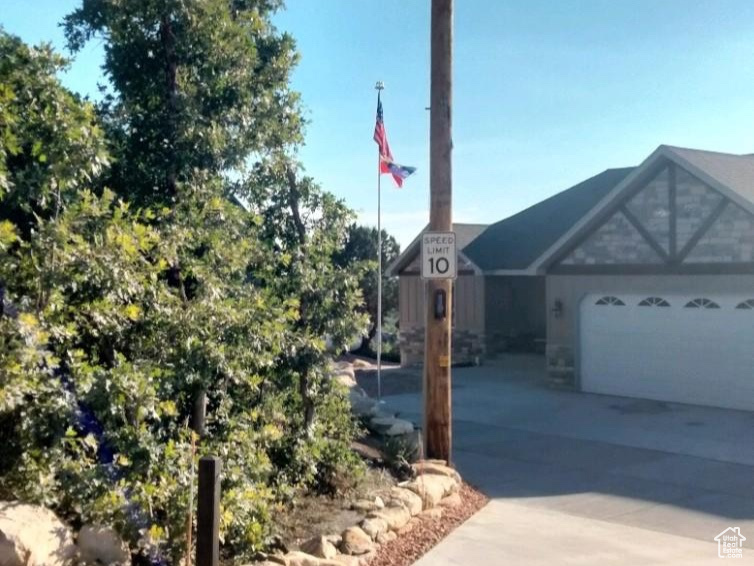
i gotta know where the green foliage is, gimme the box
[334,224,401,350]
[0,30,109,229]
[0,4,368,562]
[63,0,303,207]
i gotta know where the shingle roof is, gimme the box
[663,145,754,204]
[463,167,635,271]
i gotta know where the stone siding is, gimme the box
[675,168,723,250]
[562,211,662,265]
[399,326,485,367]
[559,165,754,267]
[625,167,670,252]
[686,202,754,263]
[545,343,575,388]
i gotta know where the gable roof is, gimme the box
[662,145,754,206]
[534,145,754,272]
[463,167,634,272]
[390,145,754,278]
[386,223,488,276]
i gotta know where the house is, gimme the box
[387,145,754,412]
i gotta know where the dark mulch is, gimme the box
[369,483,488,566]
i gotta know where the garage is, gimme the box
[580,293,754,411]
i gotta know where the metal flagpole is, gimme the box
[375,80,384,400]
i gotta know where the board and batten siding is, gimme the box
[399,275,485,330]
[398,274,485,365]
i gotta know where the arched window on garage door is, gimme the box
[735,299,754,310]
[638,297,670,307]
[595,296,625,306]
[684,298,720,309]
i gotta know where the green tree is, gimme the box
[1,1,368,560]
[335,224,401,351]
[64,0,303,206]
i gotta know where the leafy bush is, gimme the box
[0,9,368,563]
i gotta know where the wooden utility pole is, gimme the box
[424,0,453,462]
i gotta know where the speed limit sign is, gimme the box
[421,231,457,279]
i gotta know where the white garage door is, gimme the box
[580,294,754,412]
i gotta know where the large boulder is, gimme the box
[284,551,322,566]
[338,526,374,556]
[348,390,379,418]
[367,504,410,531]
[0,503,76,566]
[388,487,423,516]
[77,524,130,565]
[403,474,457,509]
[299,535,337,560]
[368,416,414,436]
[359,517,388,540]
[412,461,462,483]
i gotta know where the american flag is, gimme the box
[373,93,394,174]
[373,93,415,188]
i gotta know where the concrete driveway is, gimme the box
[380,355,754,565]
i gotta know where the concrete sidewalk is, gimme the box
[376,356,754,564]
[414,499,754,565]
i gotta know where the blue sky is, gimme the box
[4,1,754,246]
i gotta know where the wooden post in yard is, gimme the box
[196,456,221,566]
[424,0,453,462]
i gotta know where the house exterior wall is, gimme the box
[398,274,485,366]
[484,276,546,354]
[547,161,754,385]
[546,273,754,386]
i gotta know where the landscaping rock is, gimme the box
[350,441,384,464]
[323,534,342,547]
[351,499,379,513]
[368,504,410,531]
[404,474,457,509]
[438,492,462,508]
[357,550,377,565]
[332,362,357,388]
[396,517,421,536]
[284,551,321,566]
[359,517,388,540]
[0,502,76,566]
[350,495,384,513]
[265,555,289,566]
[348,390,379,418]
[331,555,360,566]
[375,530,397,545]
[77,524,130,565]
[368,416,414,436]
[339,526,374,556]
[412,461,462,483]
[418,507,444,521]
[299,535,337,560]
[388,487,423,516]
[397,428,424,461]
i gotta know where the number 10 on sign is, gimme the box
[421,231,457,279]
